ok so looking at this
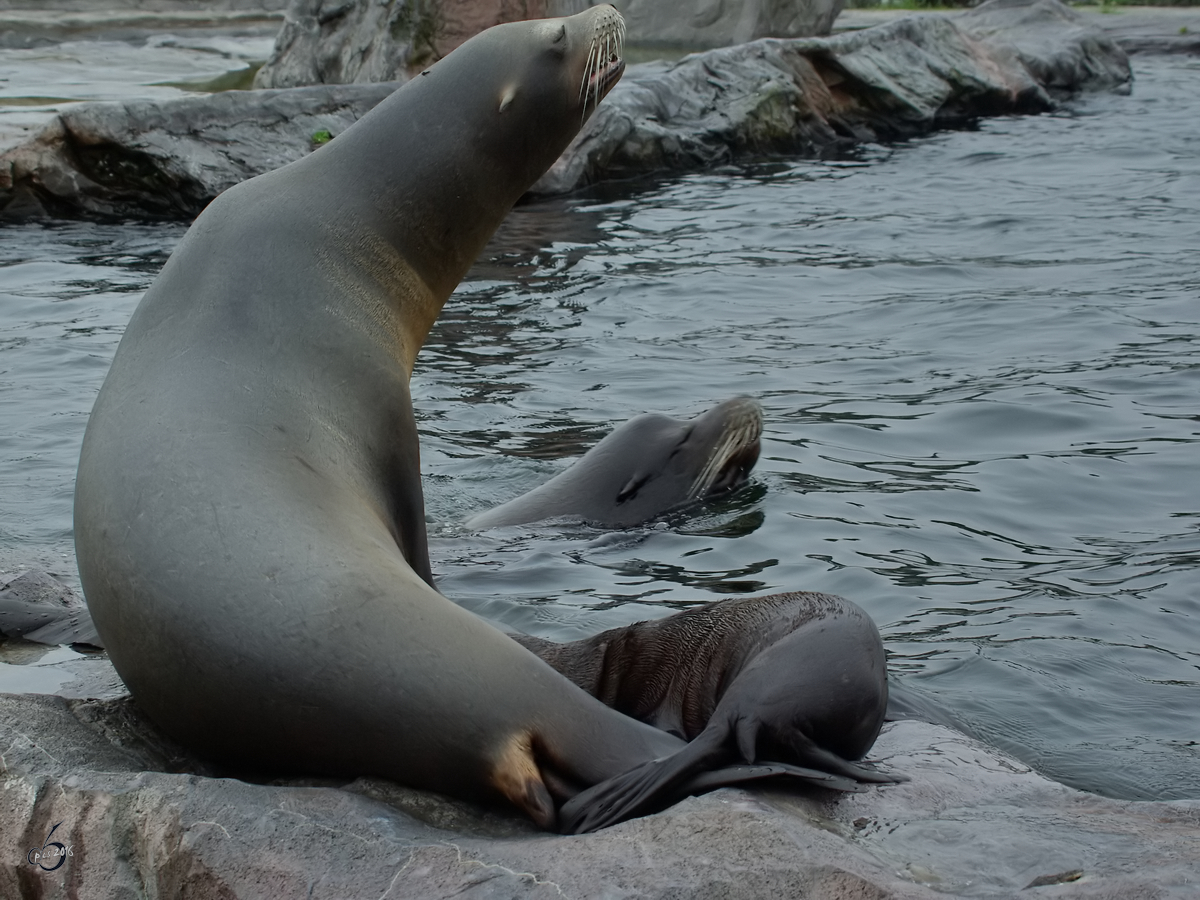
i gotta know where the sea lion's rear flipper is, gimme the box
[559,710,908,834]
[760,742,906,785]
[680,762,863,795]
[734,718,906,786]
[559,732,720,834]
[560,752,884,834]
[560,752,889,834]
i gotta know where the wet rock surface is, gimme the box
[0,81,397,218]
[1,689,1196,899]
[252,0,559,90]
[573,0,845,50]
[3,570,1194,896]
[837,5,1200,56]
[0,0,1131,220]
[253,0,846,91]
[533,0,1130,194]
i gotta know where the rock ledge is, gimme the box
[0,0,1131,220]
[2,691,1196,899]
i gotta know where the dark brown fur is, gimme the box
[515,592,900,832]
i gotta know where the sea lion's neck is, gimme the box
[309,78,567,367]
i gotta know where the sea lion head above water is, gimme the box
[410,5,625,199]
[468,397,763,529]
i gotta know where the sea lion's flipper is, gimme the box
[509,775,557,831]
[732,710,906,785]
[559,731,721,834]
[680,762,863,795]
[559,756,693,834]
[560,709,907,833]
[560,753,874,834]
[771,744,906,785]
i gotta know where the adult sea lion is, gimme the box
[74,7,894,832]
[469,396,763,529]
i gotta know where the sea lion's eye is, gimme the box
[542,21,567,58]
[617,475,650,504]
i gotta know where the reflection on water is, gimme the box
[1,55,1198,801]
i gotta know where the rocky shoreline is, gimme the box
[837,4,1200,55]
[2,685,1196,899]
[0,0,1134,219]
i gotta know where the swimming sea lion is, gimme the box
[468,396,763,529]
[513,591,896,833]
[74,6,894,832]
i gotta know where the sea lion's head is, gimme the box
[419,5,626,189]
[608,396,763,524]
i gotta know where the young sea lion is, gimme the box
[514,591,896,833]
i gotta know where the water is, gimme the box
[1,51,1197,801]
[0,32,274,150]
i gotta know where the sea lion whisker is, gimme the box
[688,419,760,499]
[591,36,601,112]
[579,35,594,102]
[581,36,599,123]
[689,436,732,499]
[578,12,624,126]
[689,433,738,499]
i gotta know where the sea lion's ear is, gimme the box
[499,85,518,114]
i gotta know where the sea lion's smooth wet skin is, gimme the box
[75,7,661,830]
[469,397,763,529]
[74,7,895,832]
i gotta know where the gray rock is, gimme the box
[1,690,1195,899]
[1082,6,1200,56]
[611,0,845,48]
[0,81,398,219]
[253,0,562,89]
[836,5,1200,58]
[254,0,846,91]
[0,0,1130,220]
[532,0,1130,193]
[252,0,426,89]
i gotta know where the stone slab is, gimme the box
[2,691,1196,899]
[0,0,1133,220]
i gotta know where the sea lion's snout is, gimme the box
[577,4,626,120]
[689,397,764,500]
